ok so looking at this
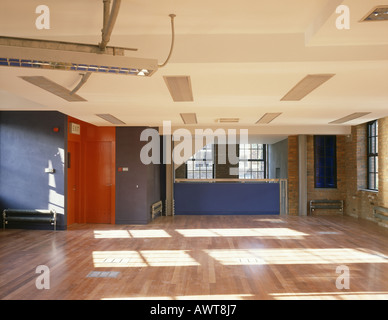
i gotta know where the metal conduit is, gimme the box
[99,0,121,51]
[158,14,176,68]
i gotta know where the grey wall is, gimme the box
[115,127,161,224]
[0,111,67,229]
[268,138,288,179]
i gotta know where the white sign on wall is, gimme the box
[69,122,81,135]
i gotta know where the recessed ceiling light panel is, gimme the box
[361,6,388,21]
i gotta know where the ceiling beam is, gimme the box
[304,0,345,45]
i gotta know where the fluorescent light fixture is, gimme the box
[1,57,153,76]
[281,74,335,101]
[20,76,86,102]
[180,113,198,124]
[163,76,194,102]
[361,6,388,21]
[96,114,126,125]
[256,113,282,124]
[137,69,150,76]
[330,112,371,124]
[0,42,157,76]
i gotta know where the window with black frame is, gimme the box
[239,144,266,179]
[367,120,378,191]
[314,135,337,188]
[186,144,214,179]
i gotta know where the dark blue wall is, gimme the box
[0,111,67,229]
[115,127,161,224]
[174,182,280,215]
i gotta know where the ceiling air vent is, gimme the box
[217,118,239,124]
[96,114,126,125]
[163,76,194,102]
[256,113,282,124]
[329,112,370,124]
[281,74,335,101]
[361,6,388,21]
[20,76,86,102]
[180,113,197,124]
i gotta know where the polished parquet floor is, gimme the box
[1,215,388,300]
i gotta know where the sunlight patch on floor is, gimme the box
[175,228,307,239]
[205,248,388,265]
[94,229,171,239]
[93,250,200,267]
[93,251,147,267]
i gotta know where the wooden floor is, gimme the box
[1,215,388,300]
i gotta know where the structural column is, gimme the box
[164,134,174,216]
[298,135,308,216]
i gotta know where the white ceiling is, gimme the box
[0,0,388,139]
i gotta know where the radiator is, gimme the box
[151,201,163,219]
[3,209,56,230]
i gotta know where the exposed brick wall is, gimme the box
[355,125,367,189]
[287,136,299,215]
[379,117,388,210]
[342,117,388,227]
[344,127,359,218]
[343,124,376,220]
[287,117,387,224]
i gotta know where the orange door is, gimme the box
[67,141,80,225]
[85,141,113,223]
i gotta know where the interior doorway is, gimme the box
[85,141,113,224]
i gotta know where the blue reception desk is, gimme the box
[174,182,280,215]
